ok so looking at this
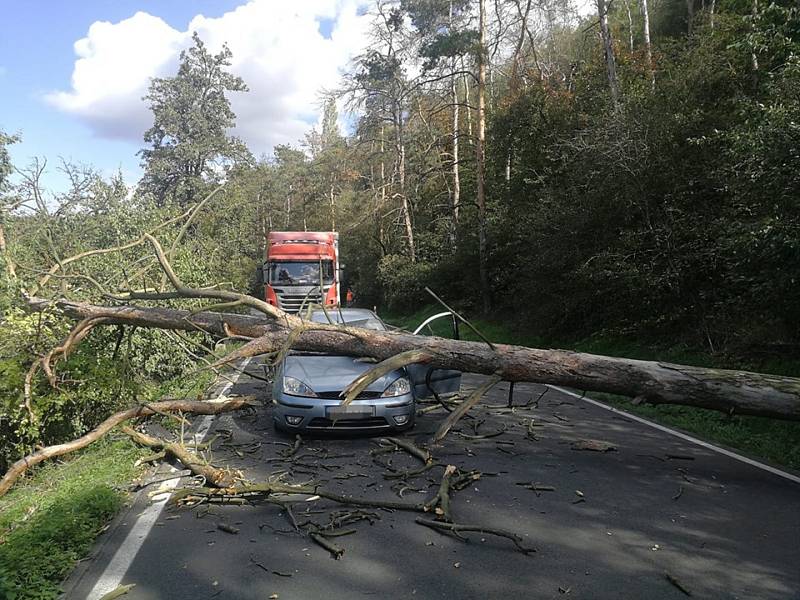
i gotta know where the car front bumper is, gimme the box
[272,392,415,433]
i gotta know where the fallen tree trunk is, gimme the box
[0,397,255,497]
[28,297,271,339]
[31,299,800,421]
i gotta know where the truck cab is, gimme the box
[264,232,340,313]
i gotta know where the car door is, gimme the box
[405,312,462,399]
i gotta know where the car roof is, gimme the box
[308,308,381,324]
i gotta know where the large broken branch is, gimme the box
[30,299,800,421]
[122,426,238,488]
[0,397,255,498]
[171,481,428,512]
[142,233,292,323]
[22,316,114,424]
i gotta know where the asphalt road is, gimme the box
[64,365,800,600]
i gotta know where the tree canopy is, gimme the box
[139,32,251,205]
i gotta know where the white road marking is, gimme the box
[548,385,800,485]
[86,357,253,600]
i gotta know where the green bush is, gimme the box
[0,438,143,600]
[0,307,199,474]
[377,254,436,313]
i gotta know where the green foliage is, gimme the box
[452,10,800,353]
[0,309,176,474]
[355,51,404,85]
[139,32,251,205]
[0,130,19,190]
[377,254,436,312]
[0,108,262,478]
[418,28,479,71]
[0,438,144,600]
[403,0,476,71]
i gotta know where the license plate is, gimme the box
[327,405,374,419]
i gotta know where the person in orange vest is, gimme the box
[345,288,354,307]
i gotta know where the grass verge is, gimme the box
[0,368,218,600]
[0,438,146,600]
[385,305,800,472]
[590,392,800,470]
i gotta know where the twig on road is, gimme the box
[415,517,536,554]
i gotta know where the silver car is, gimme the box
[271,308,461,433]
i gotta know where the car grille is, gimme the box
[308,417,390,429]
[316,391,383,400]
[277,292,323,314]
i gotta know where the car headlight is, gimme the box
[382,376,411,397]
[283,376,318,397]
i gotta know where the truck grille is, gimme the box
[277,292,323,314]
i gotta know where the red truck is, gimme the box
[264,231,340,313]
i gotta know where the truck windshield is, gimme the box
[268,261,334,285]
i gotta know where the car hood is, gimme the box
[282,354,405,394]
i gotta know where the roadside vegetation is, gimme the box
[0,438,145,600]
[0,367,214,600]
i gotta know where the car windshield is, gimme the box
[267,260,334,285]
[309,310,386,331]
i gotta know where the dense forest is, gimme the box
[1,0,799,473]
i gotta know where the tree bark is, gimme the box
[123,426,238,488]
[463,64,474,145]
[0,397,254,497]
[451,78,461,228]
[379,128,386,251]
[640,0,655,88]
[395,105,416,263]
[451,81,460,235]
[32,299,800,422]
[449,0,460,237]
[624,0,635,52]
[0,218,16,279]
[477,0,491,313]
[750,0,760,77]
[510,0,534,88]
[285,187,292,228]
[31,298,273,338]
[597,0,621,107]
[329,181,336,231]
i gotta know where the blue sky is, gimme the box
[1,1,244,189]
[0,1,369,192]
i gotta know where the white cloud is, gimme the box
[46,1,372,157]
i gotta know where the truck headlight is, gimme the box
[283,376,318,397]
[382,377,411,397]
